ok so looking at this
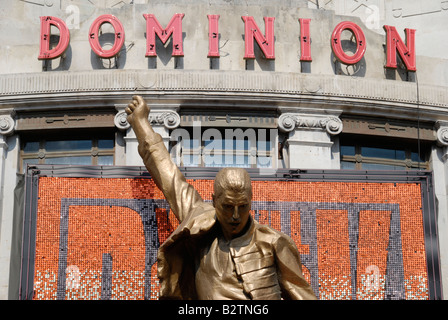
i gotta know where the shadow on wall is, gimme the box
[146,32,186,69]
[382,44,416,82]
[42,35,73,71]
[90,32,127,69]
[242,34,276,72]
[330,38,366,77]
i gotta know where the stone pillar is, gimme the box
[114,105,180,166]
[432,121,448,296]
[278,110,343,170]
[0,109,17,299]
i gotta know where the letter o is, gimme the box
[89,14,125,59]
[331,21,366,65]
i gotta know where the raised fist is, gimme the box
[125,95,150,127]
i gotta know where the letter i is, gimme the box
[207,15,220,57]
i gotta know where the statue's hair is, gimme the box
[213,167,252,199]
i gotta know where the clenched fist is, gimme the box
[125,95,150,127]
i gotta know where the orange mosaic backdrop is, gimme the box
[32,177,429,300]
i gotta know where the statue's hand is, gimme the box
[126,95,150,127]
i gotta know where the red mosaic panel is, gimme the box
[32,177,429,300]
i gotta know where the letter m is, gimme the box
[143,13,185,57]
[383,25,416,71]
[242,16,275,59]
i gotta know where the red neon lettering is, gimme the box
[299,18,312,61]
[331,21,366,65]
[207,15,220,58]
[143,13,185,57]
[88,15,125,59]
[383,25,416,71]
[38,16,70,60]
[241,16,275,60]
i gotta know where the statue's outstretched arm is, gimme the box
[126,96,203,223]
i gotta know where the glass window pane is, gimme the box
[182,154,200,167]
[98,139,114,149]
[46,140,92,152]
[22,158,39,169]
[204,154,222,167]
[97,156,114,165]
[362,163,405,171]
[203,154,251,168]
[411,152,424,163]
[183,139,200,149]
[340,145,356,156]
[233,139,250,150]
[204,153,223,167]
[23,141,40,153]
[223,139,231,150]
[361,147,405,160]
[257,140,271,152]
[257,156,272,168]
[204,139,222,150]
[234,155,250,167]
[45,156,92,165]
[218,139,250,151]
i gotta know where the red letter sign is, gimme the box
[383,25,416,71]
[331,21,366,65]
[299,18,312,61]
[207,15,220,58]
[143,13,185,57]
[38,16,70,60]
[242,16,275,60]
[88,15,125,59]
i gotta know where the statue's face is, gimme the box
[213,189,252,241]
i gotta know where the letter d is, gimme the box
[38,16,70,60]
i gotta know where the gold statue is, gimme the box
[126,95,317,300]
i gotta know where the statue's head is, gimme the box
[212,167,253,240]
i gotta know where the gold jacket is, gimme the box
[139,133,317,300]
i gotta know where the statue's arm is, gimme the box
[125,96,203,223]
[274,235,318,300]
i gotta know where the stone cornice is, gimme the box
[1,70,447,121]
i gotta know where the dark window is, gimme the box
[340,136,428,171]
[20,131,115,172]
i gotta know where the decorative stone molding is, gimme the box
[278,113,343,135]
[435,121,448,162]
[0,116,15,136]
[436,121,448,147]
[149,111,181,130]
[1,71,447,121]
[114,104,130,131]
[114,104,181,131]
[114,110,130,131]
[0,109,16,137]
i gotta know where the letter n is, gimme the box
[241,16,275,59]
[143,13,185,57]
[38,16,70,60]
[383,25,416,71]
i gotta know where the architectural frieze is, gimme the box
[1,71,447,115]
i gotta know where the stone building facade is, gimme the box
[1,0,448,299]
